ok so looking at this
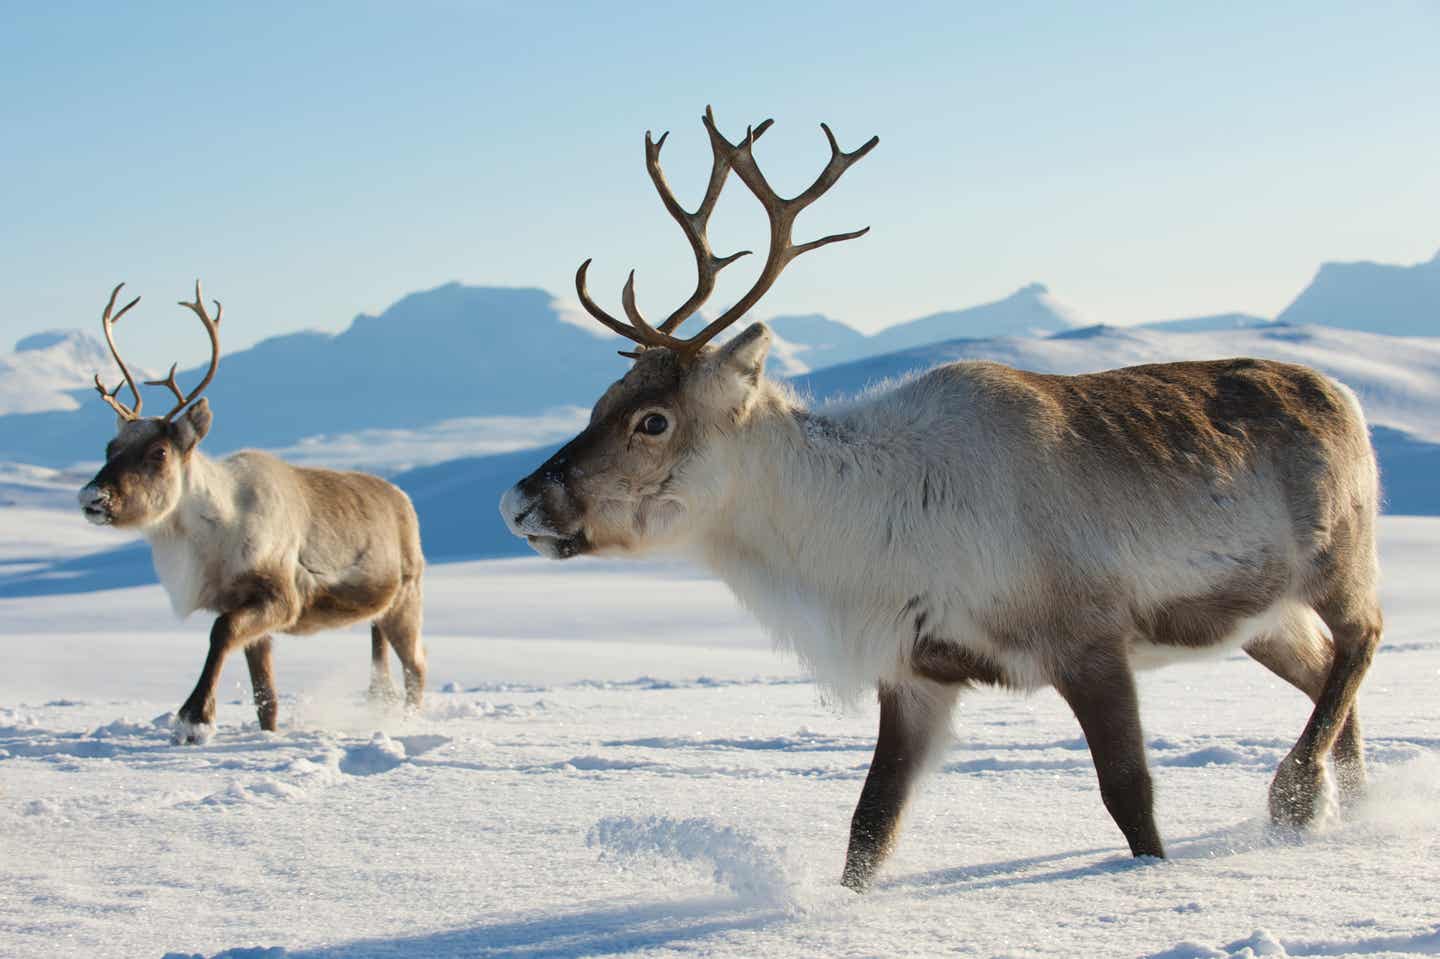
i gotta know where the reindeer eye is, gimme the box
[148,445,168,463]
[637,413,669,436]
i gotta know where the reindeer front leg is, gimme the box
[842,681,958,892]
[174,578,294,744]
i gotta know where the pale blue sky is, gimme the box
[2,2,1437,365]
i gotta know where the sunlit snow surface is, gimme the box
[0,513,1436,958]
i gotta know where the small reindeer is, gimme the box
[79,283,426,744]
[501,108,1383,890]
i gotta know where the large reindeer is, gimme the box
[501,108,1383,890]
[79,283,426,744]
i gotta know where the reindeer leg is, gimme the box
[1270,601,1381,826]
[367,624,398,704]
[1246,622,1366,804]
[842,681,957,892]
[1054,647,1164,859]
[174,576,295,745]
[175,614,244,744]
[377,581,425,713]
[244,635,278,732]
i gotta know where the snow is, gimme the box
[1,504,1437,958]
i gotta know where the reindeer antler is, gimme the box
[93,283,145,420]
[576,106,877,361]
[144,280,222,421]
[91,280,223,423]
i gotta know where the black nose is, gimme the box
[513,506,533,526]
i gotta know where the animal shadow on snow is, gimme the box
[237,897,788,959]
[881,820,1295,897]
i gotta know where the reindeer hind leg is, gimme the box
[1244,607,1365,804]
[377,580,425,712]
[367,624,399,705]
[1268,542,1382,826]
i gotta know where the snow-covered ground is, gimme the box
[1,509,1437,958]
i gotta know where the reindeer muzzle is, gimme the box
[499,482,589,560]
[78,484,114,525]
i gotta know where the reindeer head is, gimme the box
[78,282,222,529]
[501,107,876,559]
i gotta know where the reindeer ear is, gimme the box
[717,323,772,381]
[171,398,212,453]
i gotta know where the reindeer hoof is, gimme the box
[367,682,401,706]
[840,858,877,894]
[1269,756,1336,827]
[171,716,215,746]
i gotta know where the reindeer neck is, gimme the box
[694,389,911,591]
[143,449,234,542]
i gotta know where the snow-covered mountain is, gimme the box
[0,285,628,467]
[716,283,1082,376]
[1276,249,1440,335]
[0,330,154,416]
[861,282,1082,355]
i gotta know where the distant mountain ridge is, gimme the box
[864,282,1082,353]
[1,246,1437,466]
[1277,249,1440,335]
[723,282,1082,374]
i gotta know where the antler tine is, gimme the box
[671,117,878,357]
[572,110,875,364]
[161,279,223,421]
[94,374,138,420]
[793,122,880,213]
[646,106,772,334]
[143,362,186,408]
[620,272,690,351]
[94,282,144,420]
[575,259,659,351]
